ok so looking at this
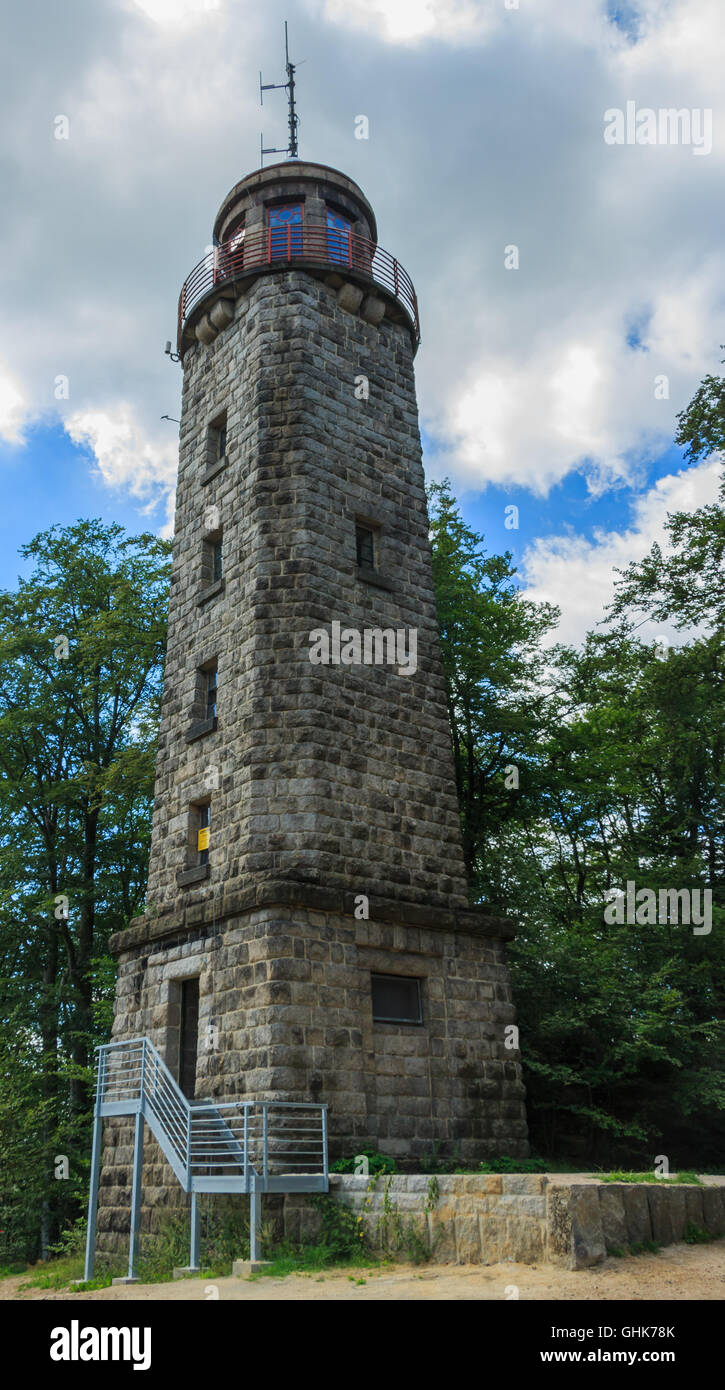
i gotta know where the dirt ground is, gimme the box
[2,1241,724,1301]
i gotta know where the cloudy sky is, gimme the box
[0,0,722,643]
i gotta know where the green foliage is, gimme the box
[420,1141,464,1174]
[0,521,170,1260]
[425,1176,440,1210]
[675,351,725,464]
[428,481,558,890]
[371,1175,432,1263]
[428,434,725,1170]
[477,1156,549,1174]
[683,1223,715,1244]
[310,1194,369,1260]
[329,1147,396,1175]
[600,1172,702,1185]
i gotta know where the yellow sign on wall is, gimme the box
[197,827,210,852]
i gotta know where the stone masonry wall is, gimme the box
[145,268,470,921]
[283,1174,725,1270]
[108,903,528,1160]
[96,901,527,1254]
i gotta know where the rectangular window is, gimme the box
[356,523,375,569]
[371,974,422,1024]
[207,411,227,469]
[205,666,218,721]
[197,803,210,866]
[201,534,223,589]
[179,977,200,1099]
[327,207,352,265]
[269,203,302,259]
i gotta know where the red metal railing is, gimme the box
[176,224,419,352]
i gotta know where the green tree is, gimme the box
[427,480,557,899]
[0,520,170,1257]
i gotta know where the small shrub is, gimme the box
[684,1223,713,1245]
[477,1156,549,1175]
[311,1194,369,1260]
[329,1148,396,1176]
[420,1142,463,1175]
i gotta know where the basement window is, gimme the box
[371,974,422,1025]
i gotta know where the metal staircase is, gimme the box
[84,1037,328,1281]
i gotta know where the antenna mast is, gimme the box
[259,21,300,166]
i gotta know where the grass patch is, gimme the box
[477,1156,550,1175]
[246,1242,383,1280]
[600,1171,703,1185]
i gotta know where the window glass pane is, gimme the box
[371,974,421,1023]
[327,207,352,265]
[269,204,302,258]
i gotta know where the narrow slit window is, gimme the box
[212,540,223,583]
[371,974,422,1024]
[356,524,375,569]
[197,803,210,865]
[207,411,227,469]
[205,666,218,721]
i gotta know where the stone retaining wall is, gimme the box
[282,1173,725,1270]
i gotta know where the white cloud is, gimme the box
[0,0,723,588]
[307,0,493,44]
[66,407,178,535]
[0,366,27,444]
[521,457,722,645]
[129,0,222,24]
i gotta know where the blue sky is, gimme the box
[0,0,723,640]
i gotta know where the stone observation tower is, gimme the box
[97,160,528,1254]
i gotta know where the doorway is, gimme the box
[179,977,200,1099]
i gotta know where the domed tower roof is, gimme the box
[176,159,418,357]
